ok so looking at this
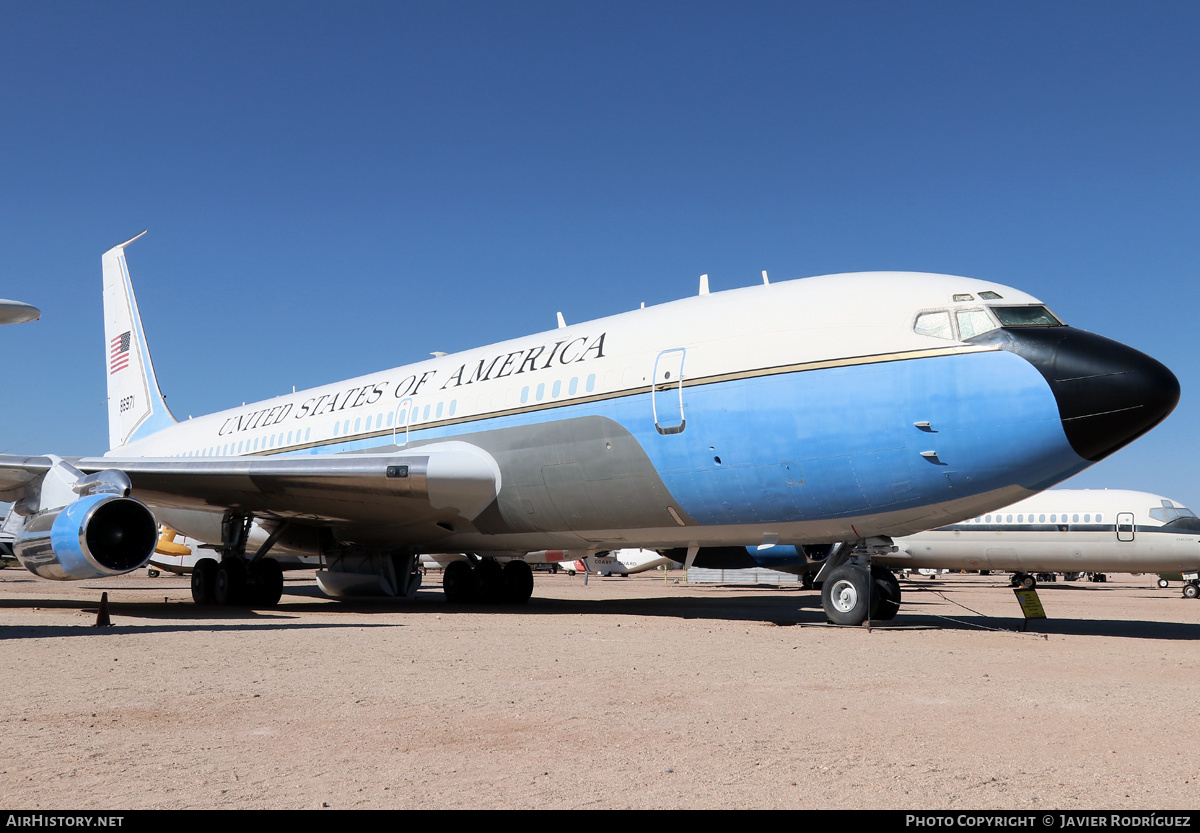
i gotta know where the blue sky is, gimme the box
[1,1,1197,506]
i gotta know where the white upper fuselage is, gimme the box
[884,490,1200,573]
[113,272,1041,463]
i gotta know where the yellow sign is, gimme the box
[1012,588,1046,620]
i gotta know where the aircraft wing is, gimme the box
[0,441,501,534]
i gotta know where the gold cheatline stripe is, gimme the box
[245,342,998,456]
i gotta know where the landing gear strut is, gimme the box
[815,538,901,625]
[190,512,285,608]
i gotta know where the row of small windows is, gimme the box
[176,372,602,456]
[521,374,596,405]
[177,428,316,457]
[971,513,1104,524]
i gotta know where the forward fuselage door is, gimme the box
[392,397,413,447]
[652,348,686,435]
[1116,512,1135,543]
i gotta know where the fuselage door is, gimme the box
[1116,512,1135,542]
[392,397,413,447]
[652,348,686,435]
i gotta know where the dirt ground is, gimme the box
[1,566,1198,810]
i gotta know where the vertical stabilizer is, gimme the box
[102,232,177,450]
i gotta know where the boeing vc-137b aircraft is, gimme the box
[0,234,1180,624]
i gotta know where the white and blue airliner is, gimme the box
[0,234,1179,624]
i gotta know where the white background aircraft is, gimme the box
[0,237,1179,624]
[880,489,1200,596]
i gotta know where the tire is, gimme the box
[501,560,535,604]
[215,560,247,606]
[1157,578,1170,589]
[872,566,902,621]
[443,560,474,603]
[1020,574,1037,590]
[191,558,219,604]
[821,563,878,625]
[250,558,284,607]
[1183,583,1199,600]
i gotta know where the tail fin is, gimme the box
[102,231,177,450]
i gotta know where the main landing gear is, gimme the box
[815,539,901,625]
[443,557,534,604]
[1010,572,1037,589]
[190,513,285,607]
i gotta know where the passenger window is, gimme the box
[914,311,953,340]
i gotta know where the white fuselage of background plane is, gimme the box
[882,490,1200,574]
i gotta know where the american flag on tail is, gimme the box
[109,331,131,374]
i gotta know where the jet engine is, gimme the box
[12,493,159,581]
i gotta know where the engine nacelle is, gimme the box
[12,494,159,581]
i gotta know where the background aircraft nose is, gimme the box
[972,327,1180,462]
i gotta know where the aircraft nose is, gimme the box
[973,326,1179,462]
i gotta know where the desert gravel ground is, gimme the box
[1,567,1198,810]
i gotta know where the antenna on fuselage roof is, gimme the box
[762,270,770,285]
[556,312,566,328]
[699,274,710,295]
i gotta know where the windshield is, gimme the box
[990,305,1063,327]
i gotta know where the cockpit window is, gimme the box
[956,309,998,339]
[1149,503,1197,522]
[990,305,1063,327]
[979,291,1002,300]
[914,311,953,340]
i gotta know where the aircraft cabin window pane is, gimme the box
[956,309,999,339]
[344,420,350,434]
[1085,514,1091,522]
[914,311,953,340]
[985,515,992,523]
[1006,515,1013,523]
[1017,515,1023,523]
[1039,514,1045,522]
[435,403,443,419]
[1096,514,1102,522]
[990,306,1063,327]
[387,412,394,427]
[586,374,596,392]
[1073,514,1079,523]
[521,387,529,404]
[422,405,430,420]
[449,401,457,416]
[305,429,311,441]
[536,383,545,401]
[334,423,340,437]
[354,418,361,432]
[552,380,561,398]
[569,378,578,395]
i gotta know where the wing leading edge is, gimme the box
[0,441,501,532]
